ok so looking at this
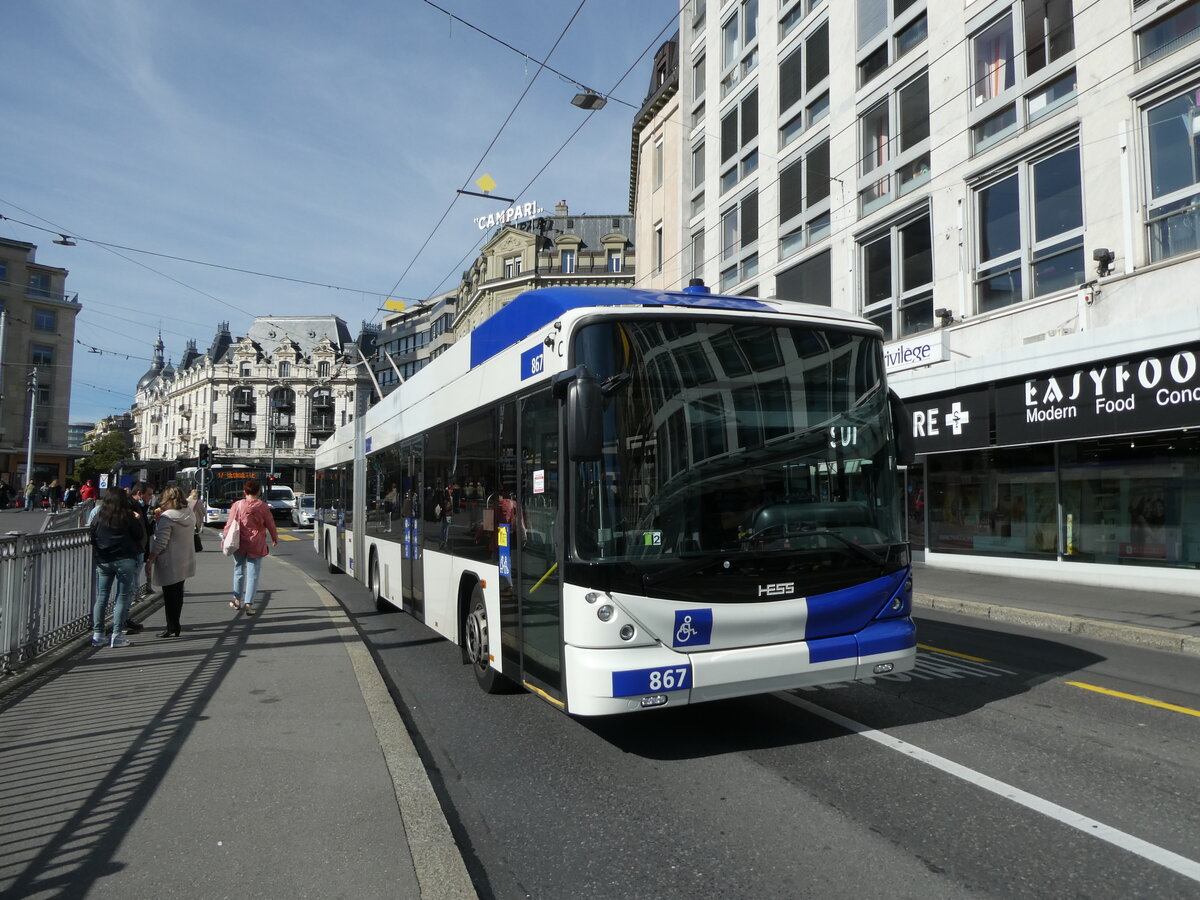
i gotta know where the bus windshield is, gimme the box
[571,318,904,579]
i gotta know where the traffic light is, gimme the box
[198,443,210,468]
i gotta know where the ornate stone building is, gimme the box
[453,201,636,335]
[131,316,375,491]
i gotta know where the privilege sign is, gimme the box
[883,331,948,374]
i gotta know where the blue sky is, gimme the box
[1,0,678,423]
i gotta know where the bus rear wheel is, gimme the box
[465,584,512,694]
[370,554,388,612]
[325,536,339,574]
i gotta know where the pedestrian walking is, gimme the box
[223,479,278,617]
[89,488,146,648]
[0,479,13,509]
[23,480,35,511]
[145,486,197,638]
[79,479,98,502]
[48,478,61,513]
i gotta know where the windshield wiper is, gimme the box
[793,529,885,568]
[641,555,731,590]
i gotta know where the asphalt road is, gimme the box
[273,531,1200,900]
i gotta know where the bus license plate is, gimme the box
[612,664,692,697]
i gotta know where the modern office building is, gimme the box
[0,237,84,487]
[131,317,374,492]
[639,0,1200,590]
[372,291,457,397]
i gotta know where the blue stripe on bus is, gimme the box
[469,286,772,370]
[807,619,916,663]
[804,570,908,640]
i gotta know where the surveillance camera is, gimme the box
[934,307,953,319]
[1092,247,1115,276]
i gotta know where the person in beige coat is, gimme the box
[145,486,197,638]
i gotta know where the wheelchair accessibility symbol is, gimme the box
[672,608,713,648]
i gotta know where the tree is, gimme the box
[77,432,131,484]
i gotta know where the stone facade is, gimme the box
[131,317,374,491]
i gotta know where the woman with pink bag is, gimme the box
[221,479,279,616]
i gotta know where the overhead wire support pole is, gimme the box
[455,189,515,203]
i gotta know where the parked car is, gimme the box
[264,484,296,520]
[291,494,316,528]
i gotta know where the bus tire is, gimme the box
[370,552,388,612]
[465,583,513,694]
[325,536,340,574]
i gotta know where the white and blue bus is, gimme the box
[314,285,915,716]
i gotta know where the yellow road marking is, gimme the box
[278,533,301,541]
[1065,681,1200,719]
[917,643,990,663]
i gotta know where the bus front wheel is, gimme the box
[465,584,512,694]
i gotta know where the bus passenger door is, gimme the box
[516,390,562,700]
[401,439,424,620]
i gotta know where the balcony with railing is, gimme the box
[230,416,256,435]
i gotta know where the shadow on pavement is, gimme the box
[582,619,1105,760]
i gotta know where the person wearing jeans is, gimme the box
[89,488,146,648]
[224,479,278,616]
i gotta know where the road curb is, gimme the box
[914,593,1200,657]
[276,557,477,900]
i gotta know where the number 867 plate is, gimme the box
[611,664,692,697]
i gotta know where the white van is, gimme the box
[264,484,296,520]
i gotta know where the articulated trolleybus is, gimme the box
[315,285,915,716]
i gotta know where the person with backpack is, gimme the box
[223,479,278,617]
[89,488,146,648]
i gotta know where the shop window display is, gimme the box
[927,446,1057,557]
[1059,435,1199,568]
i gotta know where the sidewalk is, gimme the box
[0,542,475,900]
[913,562,1200,656]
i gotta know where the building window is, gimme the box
[36,424,49,444]
[1137,0,1200,67]
[503,255,522,278]
[34,309,56,332]
[653,137,664,190]
[560,248,576,274]
[860,210,933,340]
[859,70,930,215]
[37,383,52,405]
[975,142,1084,312]
[654,224,664,274]
[692,0,707,40]
[240,363,251,377]
[781,0,824,39]
[278,361,291,378]
[776,249,831,304]
[778,18,830,151]
[970,3,1076,152]
[690,229,706,282]
[692,54,707,128]
[26,272,53,300]
[857,0,925,87]
[318,361,330,378]
[1146,84,1200,261]
[720,87,759,194]
[720,0,759,97]
[32,345,53,367]
[779,137,831,259]
[691,140,706,217]
[607,249,623,273]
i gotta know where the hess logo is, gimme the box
[758,582,795,597]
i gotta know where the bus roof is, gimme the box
[469,285,780,370]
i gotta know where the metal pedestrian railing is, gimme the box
[0,528,96,676]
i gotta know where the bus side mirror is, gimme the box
[889,388,914,467]
[555,366,603,461]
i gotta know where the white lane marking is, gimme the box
[781,693,1200,884]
